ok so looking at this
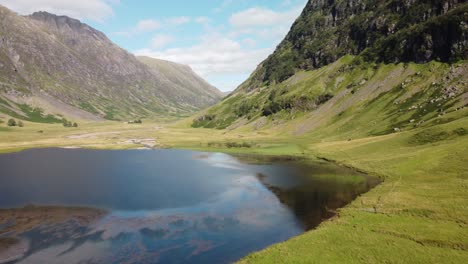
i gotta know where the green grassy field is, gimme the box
[237,117,468,263]
[0,111,467,263]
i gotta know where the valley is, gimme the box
[0,0,467,263]
[0,106,466,262]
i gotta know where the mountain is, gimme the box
[137,56,223,104]
[192,0,467,139]
[242,0,467,91]
[0,6,222,122]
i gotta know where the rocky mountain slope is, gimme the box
[193,0,467,140]
[242,0,467,90]
[137,56,223,106]
[0,6,222,122]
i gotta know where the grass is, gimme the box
[0,99,63,124]
[18,104,63,123]
[79,102,100,115]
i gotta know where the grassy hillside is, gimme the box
[137,56,223,106]
[193,0,467,133]
[193,56,467,137]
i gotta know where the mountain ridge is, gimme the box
[137,56,223,103]
[0,6,222,121]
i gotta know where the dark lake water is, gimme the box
[0,149,379,263]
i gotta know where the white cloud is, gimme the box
[134,3,307,91]
[230,25,292,42]
[0,0,117,22]
[136,19,161,33]
[241,38,257,48]
[227,4,305,45]
[195,16,211,24]
[213,0,234,13]
[112,31,132,37]
[150,34,174,49]
[165,16,190,26]
[281,0,293,7]
[113,16,192,37]
[229,6,302,29]
[135,35,273,78]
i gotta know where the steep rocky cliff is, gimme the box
[241,0,467,91]
[0,6,222,121]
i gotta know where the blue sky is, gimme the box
[0,0,307,91]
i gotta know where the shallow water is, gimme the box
[0,149,379,263]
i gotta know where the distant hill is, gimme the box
[137,56,223,105]
[192,0,467,139]
[0,6,222,122]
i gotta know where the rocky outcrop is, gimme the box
[241,0,468,90]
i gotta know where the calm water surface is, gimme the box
[0,149,379,263]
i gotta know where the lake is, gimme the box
[0,149,379,263]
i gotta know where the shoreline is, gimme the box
[0,144,387,261]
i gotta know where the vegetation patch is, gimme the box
[224,142,254,149]
[18,104,62,123]
[61,118,78,128]
[0,97,11,107]
[79,102,99,114]
[408,127,466,145]
[7,118,23,127]
[192,114,217,128]
[206,141,255,149]
[104,109,116,120]
[128,119,143,124]
[192,114,237,129]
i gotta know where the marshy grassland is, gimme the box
[0,109,467,263]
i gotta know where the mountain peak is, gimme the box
[28,11,107,41]
[30,11,79,24]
